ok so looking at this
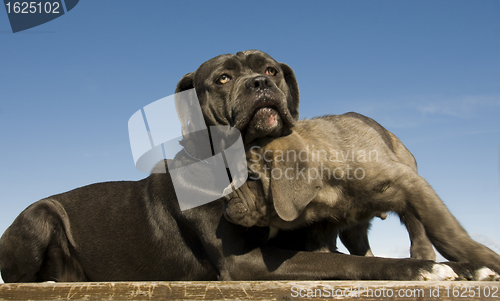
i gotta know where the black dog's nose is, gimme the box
[247,76,272,90]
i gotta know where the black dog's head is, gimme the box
[176,50,299,144]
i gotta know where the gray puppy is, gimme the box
[225,113,500,280]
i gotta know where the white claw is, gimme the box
[420,264,458,281]
[474,267,500,281]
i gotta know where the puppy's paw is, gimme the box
[441,262,500,281]
[419,263,458,281]
[225,198,255,227]
[473,267,500,281]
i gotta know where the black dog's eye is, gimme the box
[265,67,278,76]
[216,74,231,84]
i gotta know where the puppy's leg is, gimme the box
[341,215,436,260]
[224,180,269,228]
[399,212,436,260]
[339,221,374,256]
[389,164,500,274]
[0,199,87,282]
[303,221,339,253]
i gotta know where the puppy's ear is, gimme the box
[176,72,194,93]
[269,146,322,221]
[279,63,300,121]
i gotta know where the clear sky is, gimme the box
[1,1,499,282]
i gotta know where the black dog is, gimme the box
[0,50,491,282]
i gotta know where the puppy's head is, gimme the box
[176,50,299,144]
[229,132,324,229]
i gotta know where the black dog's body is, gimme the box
[0,50,497,282]
[0,168,464,282]
[0,179,211,281]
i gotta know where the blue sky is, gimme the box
[1,1,499,282]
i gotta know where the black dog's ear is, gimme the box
[174,72,202,137]
[279,63,300,121]
[175,72,194,93]
[268,140,323,221]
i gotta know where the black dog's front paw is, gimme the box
[418,263,458,281]
[443,262,500,281]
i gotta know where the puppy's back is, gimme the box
[293,113,417,170]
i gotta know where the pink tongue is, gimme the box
[267,113,277,126]
[257,107,278,127]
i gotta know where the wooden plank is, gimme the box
[0,281,499,301]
